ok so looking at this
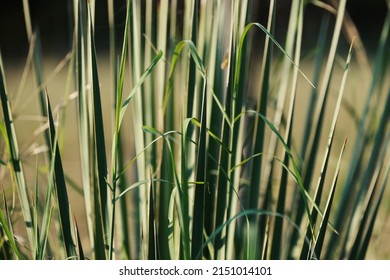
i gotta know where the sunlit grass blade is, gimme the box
[163,40,206,113]
[119,51,163,127]
[0,55,35,252]
[45,93,77,259]
[292,1,347,258]
[328,8,390,256]
[301,37,354,259]
[186,0,199,119]
[33,156,39,259]
[75,0,96,257]
[271,0,304,260]
[109,0,132,259]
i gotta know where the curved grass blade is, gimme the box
[240,23,315,90]
[197,209,317,260]
[162,40,206,113]
[119,51,163,127]
[246,110,319,228]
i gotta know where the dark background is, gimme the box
[0,0,388,58]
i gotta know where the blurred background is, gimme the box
[0,0,388,58]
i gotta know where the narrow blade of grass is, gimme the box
[295,0,347,258]
[45,93,77,259]
[348,128,390,259]
[357,143,390,259]
[0,54,35,252]
[301,38,354,259]
[328,7,390,257]
[312,138,347,259]
[0,190,24,259]
[75,0,96,257]
[147,179,157,260]
[191,79,207,259]
[88,5,109,259]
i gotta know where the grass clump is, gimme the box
[0,0,389,260]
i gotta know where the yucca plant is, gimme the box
[0,0,389,260]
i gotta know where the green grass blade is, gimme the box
[329,8,390,255]
[163,40,206,113]
[0,191,24,259]
[147,179,157,260]
[348,137,387,259]
[75,0,95,257]
[0,55,34,252]
[357,144,390,259]
[191,79,207,259]
[350,97,390,259]
[271,0,304,259]
[88,6,109,260]
[301,38,354,259]
[294,0,347,257]
[247,110,319,230]
[109,0,132,259]
[46,93,77,259]
[198,209,312,260]
[312,138,347,259]
[119,51,163,127]
[22,0,51,150]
